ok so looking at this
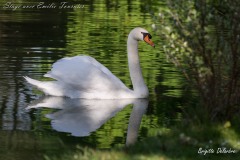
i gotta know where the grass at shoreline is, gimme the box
[44,122,240,160]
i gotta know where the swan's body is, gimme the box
[24,56,134,99]
[24,27,154,99]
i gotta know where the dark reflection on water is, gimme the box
[0,0,186,159]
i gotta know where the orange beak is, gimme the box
[144,35,155,47]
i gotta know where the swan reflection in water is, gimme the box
[27,97,148,146]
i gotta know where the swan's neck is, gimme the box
[127,36,149,98]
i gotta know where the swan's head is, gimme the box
[130,27,155,47]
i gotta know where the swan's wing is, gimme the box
[44,56,128,92]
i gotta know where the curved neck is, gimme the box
[127,35,148,97]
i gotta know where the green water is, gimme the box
[0,0,239,160]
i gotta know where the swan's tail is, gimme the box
[23,76,52,95]
[23,76,66,97]
[23,76,44,89]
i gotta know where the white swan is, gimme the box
[24,27,154,99]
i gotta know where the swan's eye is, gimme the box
[141,32,152,39]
